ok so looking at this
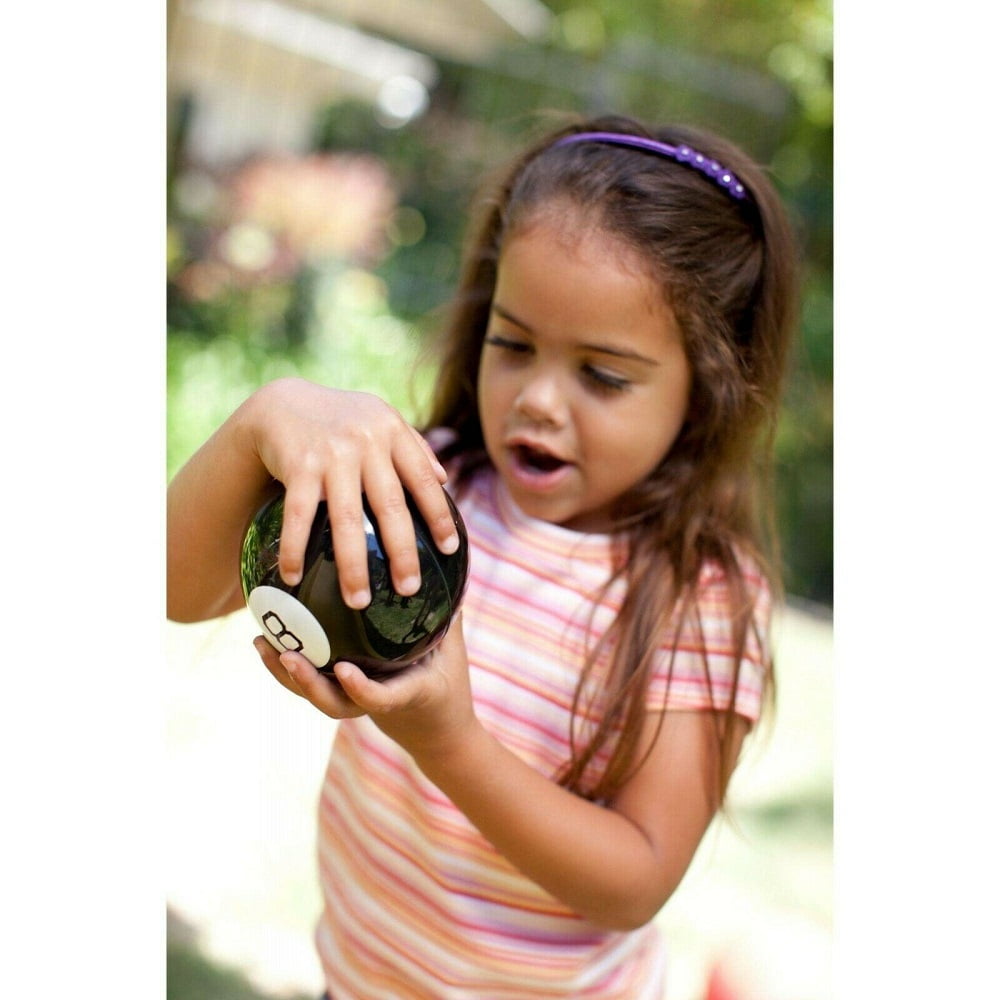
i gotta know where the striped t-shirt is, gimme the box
[314,466,769,998]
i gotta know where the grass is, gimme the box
[167,910,315,1000]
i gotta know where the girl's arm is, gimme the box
[272,617,746,931]
[415,694,741,931]
[167,392,275,622]
[167,377,459,624]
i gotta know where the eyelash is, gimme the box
[484,334,528,354]
[483,334,632,394]
[583,367,630,393]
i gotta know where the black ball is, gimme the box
[241,488,469,679]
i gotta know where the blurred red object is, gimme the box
[705,962,744,1000]
[698,915,832,1000]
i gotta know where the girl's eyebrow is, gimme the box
[490,303,661,366]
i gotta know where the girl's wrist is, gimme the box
[237,381,276,461]
[409,712,491,781]
[234,381,290,488]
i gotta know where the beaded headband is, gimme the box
[552,131,749,202]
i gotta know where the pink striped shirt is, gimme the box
[315,466,769,998]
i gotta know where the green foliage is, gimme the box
[167,941,313,1000]
[167,265,435,480]
[776,268,834,600]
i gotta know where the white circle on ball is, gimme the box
[248,586,332,668]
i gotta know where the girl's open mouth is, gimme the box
[514,444,567,473]
[507,443,574,491]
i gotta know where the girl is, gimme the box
[167,113,799,998]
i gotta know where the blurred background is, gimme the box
[165,1,832,998]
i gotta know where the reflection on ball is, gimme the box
[241,489,469,678]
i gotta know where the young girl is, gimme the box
[167,113,799,998]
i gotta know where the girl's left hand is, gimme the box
[255,614,477,753]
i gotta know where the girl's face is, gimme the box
[477,215,692,533]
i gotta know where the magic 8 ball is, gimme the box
[241,488,469,679]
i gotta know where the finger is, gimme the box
[408,426,449,484]
[333,660,407,713]
[277,480,323,587]
[361,468,422,598]
[321,459,373,610]
[279,651,367,719]
[254,636,303,695]
[391,441,461,558]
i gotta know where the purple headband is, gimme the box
[552,131,749,202]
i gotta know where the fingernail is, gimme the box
[348,589,371,609]
[439,532,460,555]
[334,661,356,683]
[398,574,420,596]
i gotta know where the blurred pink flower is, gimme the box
[172,151,399,300]
[227,152,398,266]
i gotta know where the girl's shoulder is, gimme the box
[697,546,770,592]
[693,546,773,628]
[648,548,772,719]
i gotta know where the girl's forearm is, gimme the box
[167,395,273,622]
[410,719,687,931]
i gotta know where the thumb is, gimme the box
[333,661,400,713]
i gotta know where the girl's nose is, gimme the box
[513,371,567,428]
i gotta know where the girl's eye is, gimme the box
[583,365,631,393]
[484,333,531,354]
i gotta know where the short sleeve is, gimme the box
[645,560,771,723]
[423,426,458,456]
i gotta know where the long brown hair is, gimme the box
[422,113,799,807]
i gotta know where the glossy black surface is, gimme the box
[241,488,470,678]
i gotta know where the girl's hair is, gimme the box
[422,113,799,807]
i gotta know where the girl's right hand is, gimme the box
[245,377,460,609]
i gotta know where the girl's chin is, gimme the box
[502,476,615,534]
